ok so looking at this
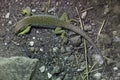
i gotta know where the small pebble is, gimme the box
[66,2,70,5]
[116,62,120,68]
[5,12,10,18]
[8,20,12,25]
[48,7,56,13]
[15,0,18,2]
[41,7,46,12]
[32,9,36,13]
[117,73,120,76]
[64,74,70,80]
[4,42,7,45]
[91,22,96,26]
[81,11,87,19]
[20,2,22,5]
[56,2,59,6]
[34,47,39,52]
[52,66,61,74]
[104,5,109,15]
[70,36,81,46]
[40,48,43,52]
[101,79,106,80]
[80,62,86,71]
[36,30,39,33]
[29,47,35,52]
[84,24,92,31]
[2,23,4,26]
[113,67,118,71]
[64,56,68,61]
[112,30,120,42]
[93,72,102,80]
[94,54,104,65]
[66,46,71,52]
[39,65,45,72]
[113,31,117,35]
[32,37,35,40]
[68,55,75,61]
[47,72,52,79]
[60,46,66,53]
[29,41,34,46]
[56,77,61,80]
[99,34,112,45]
[53,47,58,52]
[77,68,83,72]
[113,36,120,42]
[113,5,120,14]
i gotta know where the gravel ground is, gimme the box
[0,0,120,80]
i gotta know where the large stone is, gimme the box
[0,56,38,80]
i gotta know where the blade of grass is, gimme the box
[96,18,107,41]
[75,7,89,80]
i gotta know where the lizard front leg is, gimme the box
[18,7,32,35]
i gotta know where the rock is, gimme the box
[0,26,6,37]
[4,42,7,45]
[5,12,10,18]
[29,41,34,46]
[80,61,86,71]
[104,5,110,15]
[116,62,120,68]
[56,77,62,80]
[64,74,73,80]
[53,47,58,53]
[48,7,56,13]
[8,20,12,25]
[29,47,35,52]
[47,72,52,79]
[70,36,81,46]
[113,5,120,14]
[113,30,120,42]
[39,48,44,52]
[32,9,36,13]
[60,46,66,53]
[65,46,72,52]
[113,67,118,71]
[68,55,75,61]
[32,36,36,40]
[94,54,104,65]
[39,65,46,73]
[0,56,38,80]
[51,66,61,74]
[113,36,120,42]
[81,11,87,19]
[99,33,112,45]
[93,72,102,80]
[101,48,111,57]
[76,62,86,72]
[84,24,92,31]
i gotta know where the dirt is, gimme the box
[0,0,120,80]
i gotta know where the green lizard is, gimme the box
[13,14,104,63]
[19,7,67,38]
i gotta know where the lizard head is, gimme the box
[13,19,29,34]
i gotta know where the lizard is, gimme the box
[13,14,104,64]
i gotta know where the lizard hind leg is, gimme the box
[54,12,70,39]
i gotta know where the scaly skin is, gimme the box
[14,15,104,63]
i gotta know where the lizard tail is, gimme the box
[64,24,104,64]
